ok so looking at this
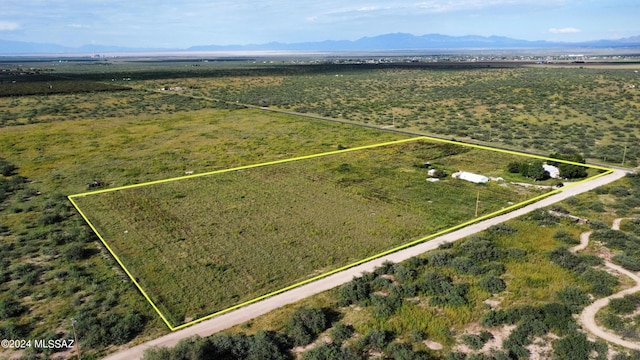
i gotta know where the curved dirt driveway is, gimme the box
[103,169,628,359]
[576,218,640,350]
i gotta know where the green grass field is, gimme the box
[71,137,557,327]
[1,59,629,358]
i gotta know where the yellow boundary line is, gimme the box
[67,136,614,330]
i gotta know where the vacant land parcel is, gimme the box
[70,136,588,328]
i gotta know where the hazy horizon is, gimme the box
[1,1,639,49]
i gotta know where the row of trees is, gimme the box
[507,160,550,181]
[507,152,588,181]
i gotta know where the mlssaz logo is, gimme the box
[34,339,75,349]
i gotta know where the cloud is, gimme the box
[0,21,20,31]
[549,27,581,34]
[310,0,569,23]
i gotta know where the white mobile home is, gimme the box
[452,171,489,184]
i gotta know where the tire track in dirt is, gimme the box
[575,218,640,350]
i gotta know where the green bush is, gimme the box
[547,247,583,271]
[582,268,619,297]
[63,244,91,261]
[612,254,640,271]
[329,323,353,344]
[542,303,574,335]
[553,230,580,245]
[477,275,506,294]
[359,329,389,352]
[460,333,486,350]
[385,342,431,360]
[301,341,359,360]
[336,277,371,306]
[0,297,26,319]
[370,293,403,319]
[553,332,592,360]
[487,224,517,236]
[556,286,591,313]
[608,296,637,314]
[286,307,329,346]
[0,158,17,177]
[548,153,588,179]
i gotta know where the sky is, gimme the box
[1,0,639,48]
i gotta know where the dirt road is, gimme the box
[103,169,628,360]
[576,218,640,350]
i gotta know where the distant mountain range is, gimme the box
[2,33,640,55]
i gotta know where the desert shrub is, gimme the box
[460,333,486,350]
[110,312,146,345]
[370,293,403,319]
[404,256,428,270]
[613,351,640,360]
[143,331,290,360]
[459,236,504,262]
[0,324,25,339]
[591,229,638,249]
[76,310,146,347]
[446,352,468,360]
[385,342,432,360]
[610,186,631,197]
[553,230,580,245]
[451,256,478,274]
[589,220,609,230]
[393,263,417,283]
[428,251,453,266]
[587,200,606,212]
[481,262,506,276]
[481,309,511,327]
[601,312,625,332]
[547,247,583,271]
[477,276,506,294]
[245,331,291,360]
[506,247,526,259]
[359,329,389,352]
[329,323,353,344]
[486,224,517,236]
[553,332,592,360]
[0,297,26,319]
[286,307,329,346]
[529,209,559,226]
[336,277,371,306]
[370,276,392,291]
[302,341,359,360]
[63,243,91,261]
[0,159,16,177]
[507,162,521,173]
[609,296,638,315]
[581,268,619,296]
[556,286,591,313]
[612,254,640,271]
[374,261,395,276]
[542,303,574,335]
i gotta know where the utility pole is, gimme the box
[622,146,627,166]
[71,318,81,360]
[475,191,480,218]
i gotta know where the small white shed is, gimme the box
[453,171,489,184]
[543,164,561,179]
